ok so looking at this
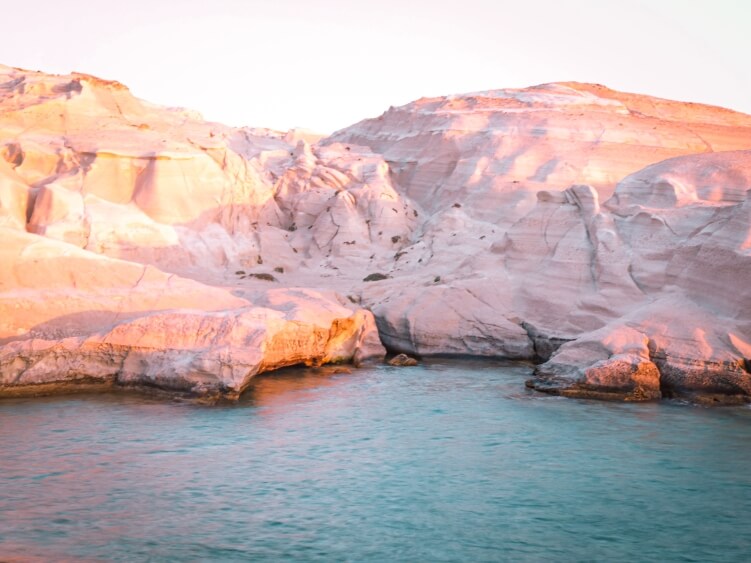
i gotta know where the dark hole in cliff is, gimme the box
[52,79,83,95]
[2,142,24,168]
[363,273,389,282]
[658,378,675,399]
[248,273,278,282]
[25,188,39,224]
[391,235,401,244]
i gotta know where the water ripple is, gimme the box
[1,359,750,561]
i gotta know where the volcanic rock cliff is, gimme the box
[1,65,750,402]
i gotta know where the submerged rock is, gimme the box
[387,354,419,367]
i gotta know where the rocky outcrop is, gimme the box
[387,353,418,367]
[0,228,384,400]
[327,86,751,404]
[327,82,751,227]
[2,64,751,403]
[528,296,751,404]
[326,87,751,403]
[367,279,533,358]
[0,304,383,400]
[527,326,662,401]
[523,153,751,402]
[0,65,419,284]
[0,65,397,399]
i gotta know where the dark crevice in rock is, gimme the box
[521,322,574,363]
[363,272,390,282]
[646,337,670,399]
[2,141,24,168]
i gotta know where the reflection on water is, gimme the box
[240,365,358,410]
[1,359,750,561]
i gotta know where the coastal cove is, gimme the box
[2,360,750,561]
[2,65,751,403]
[3,4,751,561]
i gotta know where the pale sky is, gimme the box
[2,0,749,133]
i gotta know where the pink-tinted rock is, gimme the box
[2,63,751,403]
[0,228,384,399]
[328,82,751,226]
[529,326,661,401]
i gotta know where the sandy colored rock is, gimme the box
[0,228,384,399]
[2,64,751,403]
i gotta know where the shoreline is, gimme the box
[2,356,748,407]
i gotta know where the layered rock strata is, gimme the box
[331,86,751,403]
[2,64,751,402]
[0,228,383,399]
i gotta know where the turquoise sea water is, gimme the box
[1,359,750,562]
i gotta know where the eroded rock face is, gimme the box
[1,304,382,400]
[528,326,662,401]
[0,64,399,399]
[0,65,419,283]
[325,85,751,403]
[329,87,751,402]
[0,227,384,399]
[327,82,751,226]
[2,63,751,403]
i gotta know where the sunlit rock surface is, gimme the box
[0,228,383,398]
[2,64,751,402]
[328,82,751,221]
[329,83,751,403]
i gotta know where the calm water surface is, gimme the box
[1,360,750,561]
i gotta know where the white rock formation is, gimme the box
[329,85,751,403]
[2,64,751,402]
[0,65,419,283]
[0,227,384,399]
[328,82,751,225]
